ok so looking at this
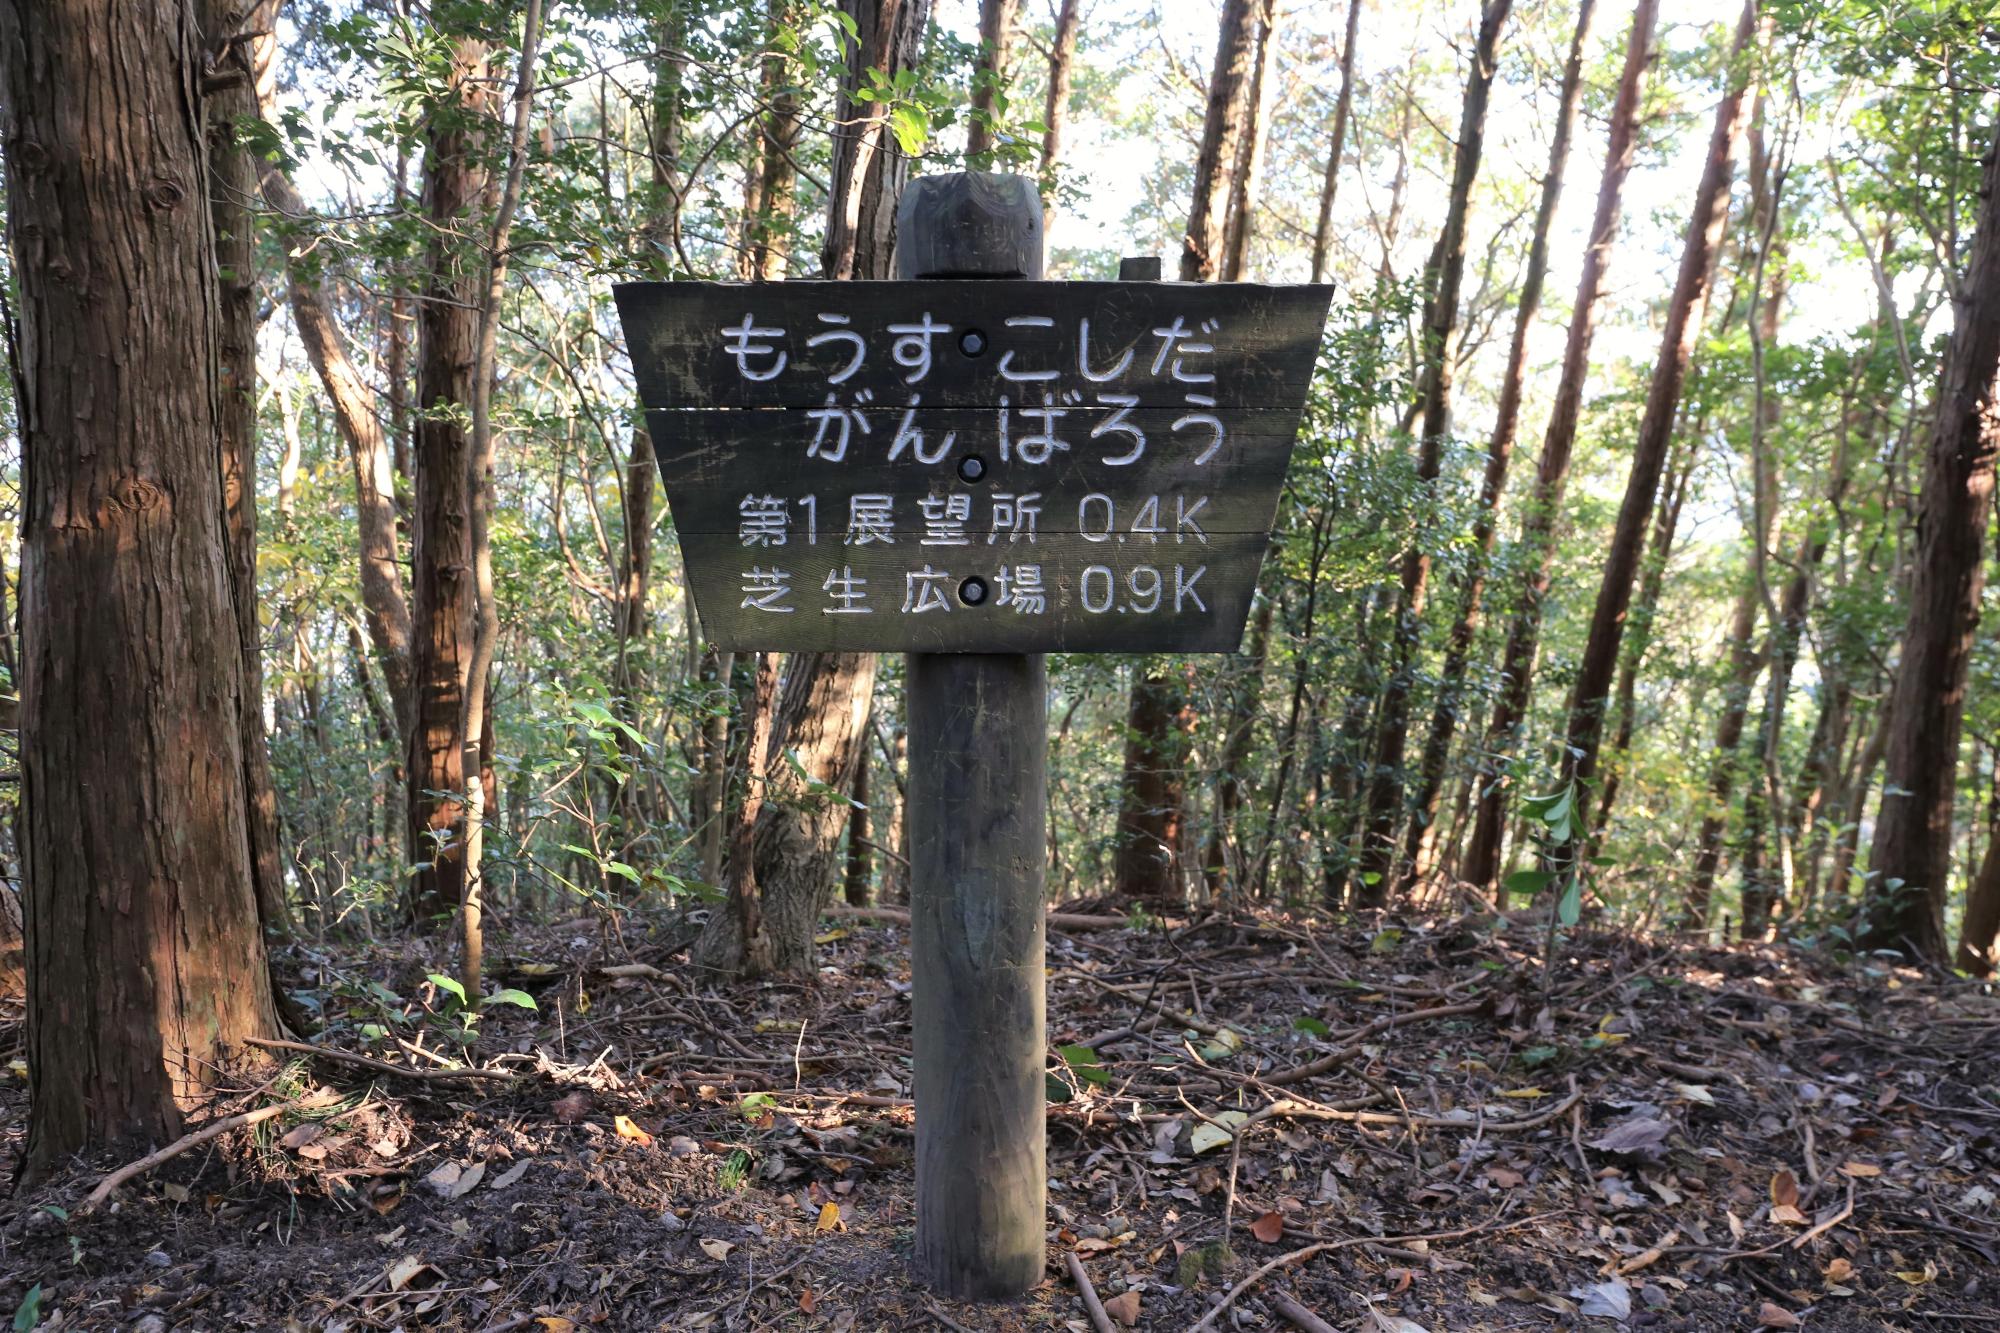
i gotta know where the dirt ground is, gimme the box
[0,905,1994,1331]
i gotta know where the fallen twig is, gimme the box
[85,1103,292,1208]
[1269,1289,1340,1333]
[1064,1250,1117,1333]
[1263,1000,1488,1086]
[1189,1212,1565,1332]
[247,1035,518,1084]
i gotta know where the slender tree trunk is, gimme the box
[1460,0,1656,898]
[1039,0,1081,238]
[1684,546,1773,925]
[966,0,1020,158]
[253,70,414,740]
[1352,0,1514,906]
[1309,0,1364,285]
[699,654,780,976]
[693,645,734,886]
[1959,804,2000,975]
[459,3,543,1004]
[1221,0,1280,282]
[406,38,493,924]
[5,0,279,1178]
[1116,665,1195,904]
[1561,0,1759,815]
[745,0,802,281]
[1202,594,1274,899]
[1871,119,2000,959]
[1397,0,1593,895]
[845,718,873,907]
[1591,438,1693,851]
[1179,0,1260,282]
[208,0,289,938]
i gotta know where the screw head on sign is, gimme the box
[957,454,987,483]
[958,329,987,357]
[958,576,988,607]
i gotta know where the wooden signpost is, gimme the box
[614,172,1330,1300]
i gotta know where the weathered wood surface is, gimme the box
[613,277,1330,653]
[615,279,1329,409]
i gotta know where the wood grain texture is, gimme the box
[908,650,1048,1298]
[614,279,1329,409]
[613,276,1330,654]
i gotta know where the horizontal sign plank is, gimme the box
[676,530,1268,653]
[615,278,1332,653]
[615,280,1331,410]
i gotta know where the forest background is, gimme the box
[0,0,1998,1181]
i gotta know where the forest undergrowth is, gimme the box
[0,907,1992,1332]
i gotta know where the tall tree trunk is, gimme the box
[701,653,780,976]
[744,0,801,281]
[1684,535,1773,925]
[1202,594,1274,899]
[696,0,920,975]
[208,0,289,938]
[1220,0,1280,282]
[966,0,1019,159]
[1116,665,1196,904]
[1396,0,1593,896]
[5,0,279,1178]
[1352,0,1513,906]
[253,60,415,740]
[1959,802,2000,975]
[1460,0,1656,898]
[1038,0,1081,238]
[1870,119,2000,960]
[405,37,492,924]
[1560,0,1759,817]
[693,652,878,972]
[1309,0,1364,285]
[845,718,873,907]
[822,0,930,280]
[1591,437,1693,851]
[1178,0,1260,282]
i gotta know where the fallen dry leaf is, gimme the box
[613,1114,655,1147]
[699,1238,734,1261]
[550,1092,591,1123]
[1250,1211,1284,1243]
[1770,1167,1800,1209]
[1839,1160,1881,1178]
[816,1201,842,1233]
[1756,1300,1800,1328]
[1102,1290,1140,1326]
[534,1320,576,1332]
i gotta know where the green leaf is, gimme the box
[428,973,467,1006]
[1292,1016,1330,1038]
[1505,869,1554,899]
[480,988,538,1011]
[1057,1043,1110,1085]
[1369,927,1403,953]
[13,1284,40,1333]
[1557,877,1583,928]
[1045,1073,1074,1103]
[740,1091,776,1119]
[888,104,929,156]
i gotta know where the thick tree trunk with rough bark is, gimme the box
[693,652,878,973]
[1179,0,1260,282]
[1309,0,1363,285]
[4,0,279,1178]
[406,38,492,923]
[1397,0,1592,895]
[822,0,930,280]
[1869,120,2000,960]
[1352,0,1513,906]
[1561,0,1759,809]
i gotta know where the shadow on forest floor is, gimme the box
[0,904,1994,1331]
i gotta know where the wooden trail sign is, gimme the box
[613,279,1332,652]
